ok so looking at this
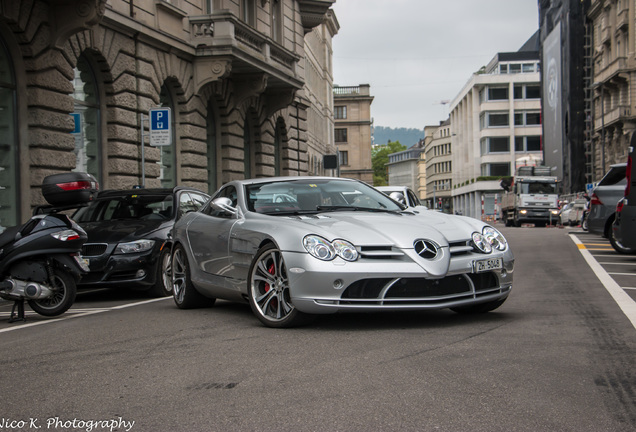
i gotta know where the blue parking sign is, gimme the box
[71,113,81,134]
[149,108,171,146]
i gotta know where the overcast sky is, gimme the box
[330,0,540,130]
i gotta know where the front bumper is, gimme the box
[78,244,160,289]
[282,249,514,314]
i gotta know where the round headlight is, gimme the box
[332,239,359,261]
[482,226,507,251]
[303,235,336,260]
[472,232,492,254]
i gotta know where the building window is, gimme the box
[522,63,535,73]
[499,64,508,74]
[271,0,282,42]
[206,0,213,13]
[509,64,521,74]
[514,84,541,99]
[241,0,255,26]
[206,103,217,192]
[72,55,102,184]
[0,36,18,232]
[481,112,509,128]
[515,136,542,152]
[481,137,510,154]
[334,106,347,119]
[514,111,542,126]
[338,150,348,166]
[335,128,348,143]
[482,163,510,176]
[487,86,508,101]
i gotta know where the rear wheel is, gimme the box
[28,268,77,317]
[248,244,312,328]
[172,245,215,309]
[609,229,636,254]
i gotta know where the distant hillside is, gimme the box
[373,126,425,148]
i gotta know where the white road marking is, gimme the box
[0,297,171,334]
[570,234,636,330]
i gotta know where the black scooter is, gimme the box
[0,173,98,322]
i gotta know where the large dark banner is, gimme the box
[542,22,563,181]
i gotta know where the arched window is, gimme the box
[206,103,218,192]
[0,36,18,232]
[72,55,101,183]
[159,85,177,188]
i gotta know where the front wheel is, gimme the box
[28,268,77,317]
[147,248,172,297]
[248,244,312,328]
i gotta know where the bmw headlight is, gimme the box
[482,226,507,251]
[114,239,156,254]
[472,232,493,254]
[303,235,358,261]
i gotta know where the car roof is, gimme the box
[228,176,359,186]
[95,186,206,198]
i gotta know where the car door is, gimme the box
[186,186,238,278]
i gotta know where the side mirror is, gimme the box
[211,197,238,215]
[389,192,407,206]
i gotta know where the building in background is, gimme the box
[450,34,542,219]
[584,0,635,182]
[539,0,588,193]
[0,0,336,231]
[424,119,452,212]
[333,84,374,183]
[386,140,425,194]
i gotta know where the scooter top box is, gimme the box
[42,172,99,206]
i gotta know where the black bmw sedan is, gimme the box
[73,187,209,296]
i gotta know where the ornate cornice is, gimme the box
[297,0,335,34]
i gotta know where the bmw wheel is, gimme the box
[172,244,215,309]
[248,244,312,328]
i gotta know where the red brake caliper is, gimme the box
[264,262,275,292]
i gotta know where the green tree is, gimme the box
[372,141,406,186]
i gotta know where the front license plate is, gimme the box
[474,257,503,273]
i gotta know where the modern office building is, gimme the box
[333,84,374,183]
[424,119,452,211]
[449,34,543,219]
[0,0,337,231]
[386,141,425,194]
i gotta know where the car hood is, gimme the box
[272,210,484,248]
[78,220,169,243]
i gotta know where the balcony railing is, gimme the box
[334,85,371,97]
[189,12,299,76]
[595,56,628,84]
[594,104,632,130]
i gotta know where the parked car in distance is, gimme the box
[375,185,428,211]
[611,138,636,254]
[170,176,514,328]
[559,199,587,226]
[73,187,209,296]
[587,163,627,238]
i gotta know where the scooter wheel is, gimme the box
[28,268,77,317]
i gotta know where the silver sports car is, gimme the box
[170,177,514,328]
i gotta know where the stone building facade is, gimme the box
[0,0,337,230]
[333,84,374,183]
[587,0,635,179]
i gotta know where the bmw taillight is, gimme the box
[616,198,625,214]
[590,193,602,206]
[51,229,81,241]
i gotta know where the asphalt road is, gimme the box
[0,226,635,432]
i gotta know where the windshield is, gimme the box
[74,194,174,222]
[246,179,404,215]
[519,182,557,194]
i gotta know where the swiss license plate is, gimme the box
[474,257,503,273]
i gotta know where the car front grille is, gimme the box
[81,243,108,257]
[339,272,504,305]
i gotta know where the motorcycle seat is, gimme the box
[0,225,21,249]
